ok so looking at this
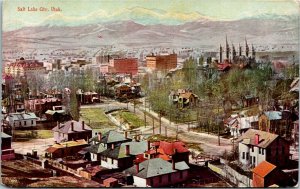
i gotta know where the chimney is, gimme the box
[57,121,60,129]
[124,131,128,139]
[98,132,102,141]
[125,144,130,155]
[136,163,139,173]
[172,159,175,170]
[255,134,260,145]
[82,121,85,130]
[173,148,177,155]
[71,121,74,131]
[147,141,151,151]
[111,143,115,149]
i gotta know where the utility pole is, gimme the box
[152,116,155,135]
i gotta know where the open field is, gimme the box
[113,110,144,129]
[80,108,115,129]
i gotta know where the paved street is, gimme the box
[81,98,233,156]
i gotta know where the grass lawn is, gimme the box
[114,111,144,129]
[80,108,115,129]
[13,130,53,139]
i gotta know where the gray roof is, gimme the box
[52,120,92,134]
[100,141,148,159]
[124,158,189,179]
[237,129,280,148]
[85,143,106,154]
[1,132,12,138]
[90,130,132,144]
[264,111,282,120]
[8,112,37,121]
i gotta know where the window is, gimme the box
[253,157,256,165]
[242,152,245,159]
[32,120,34,125]
[259,148,261,154]
[262,149,264,155]
[19,122,21,126]
[24,121,26,126]
[252,146,254,152]
[250,156,252,164]
[246,153,249,160]
[159,176,162,183]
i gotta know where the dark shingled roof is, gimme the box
[237,129,280,148]
[90,130,132,144]
[85,143,106,154]
[124,158,189,179]
[100,141,148,159]
[52,120,92,134]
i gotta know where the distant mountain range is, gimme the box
[3,14,298,51]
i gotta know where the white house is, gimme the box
[225,114,258,137]
[99,140,149,169]
[237,129,290,168]
[6,112,38,128]
[124,158,190,187]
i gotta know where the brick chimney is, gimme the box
[255,134,260,145]
[82,121,85,130]
[111,143,115,149]
[136,163,139,173]
[172,159,175,170]
[71,121,74,131]
[125,144,130,155]
[98,132,102,141]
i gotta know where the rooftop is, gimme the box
[52,120,92,134]
[237,129,279,148]
[252,161,276,178]
[124,158,189,179]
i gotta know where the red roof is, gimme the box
[252,161,276,178]
[158,141,189,155]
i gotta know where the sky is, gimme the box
[3,0,299,31]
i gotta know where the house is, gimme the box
[45,106,69,121]
[124,158,189,187]
[149,141,190,164]
[45,139,88,159]
[114,84,133,99]
[225,114,258,137]
[99,140,149,169]
[258,111,282,133]
[76,90,100,104]
[52,120,92,143]
[89,131,132,148]
[242,95,259,107]
[169,89,198,108]
[85,131,132,162]
[252,161,295,187]
[237,129,291,168]
[6,112,38,128]
[25,97,62,116]
[1,132,15,160]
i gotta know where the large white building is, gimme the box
[6,112,38,128]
